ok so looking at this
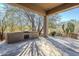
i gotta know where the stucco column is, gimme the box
[43,16,48,37]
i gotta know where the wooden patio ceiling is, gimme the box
[10,3,79,16]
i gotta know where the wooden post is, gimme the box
[43,16,48,37]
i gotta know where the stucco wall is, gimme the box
[5,32,24,43]
[5,31,39,43]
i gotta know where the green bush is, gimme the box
[62,21,75,36]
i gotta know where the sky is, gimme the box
[0,3,7,19]
[0,3,79,23]
[0,3,6,10]
[58,7,79,22]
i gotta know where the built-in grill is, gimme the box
[23,31,30,39]
[23,31,39,39]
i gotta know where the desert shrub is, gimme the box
[62,21,75,37]
[50,31,56,36]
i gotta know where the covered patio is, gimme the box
[0,3,79,56]
[9,3,79,37]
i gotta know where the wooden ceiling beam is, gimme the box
[46,3,79,15]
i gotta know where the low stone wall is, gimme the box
[5,32,24,43]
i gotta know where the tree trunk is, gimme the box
[39,26,43,36]
[32,19,36,31]
[0,32,4,41]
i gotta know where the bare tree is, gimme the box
[0,11,8,41]
[5,7,18,32]
[24,11,36,31]
[24,11,44,35]
[37,16,44,35]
